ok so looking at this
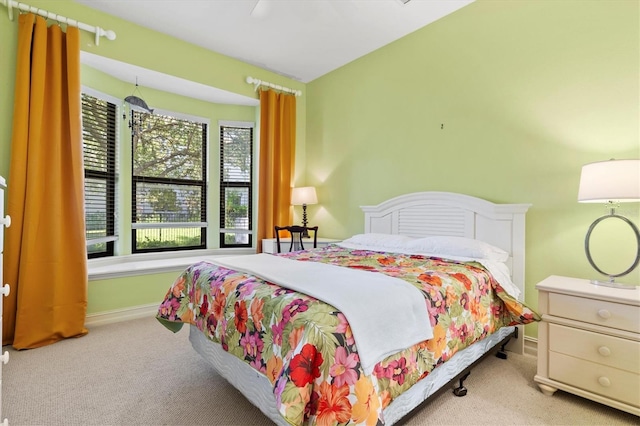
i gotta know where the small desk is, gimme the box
[261,238,341,254]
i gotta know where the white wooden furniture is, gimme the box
[261,237,341,254]
[534,275,640,416]
[0,176,10,426]
[188,191,530,425]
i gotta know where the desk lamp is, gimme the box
[291,186,317,238]
[578,159,640,288]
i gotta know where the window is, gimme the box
[131,110,207,253]
[82,92,117,258]
[220,122,254,248]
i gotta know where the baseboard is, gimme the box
[85,302,160,327]
[524,336,538,357]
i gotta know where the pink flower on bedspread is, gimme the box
[373,362,392,381]
[425,287,445,327]
[459,292,470,310]
[250,357,266,374]
[330,347,358,387]
[209,266,235,291]
[274,375,287,407]
[282,298,309,322]
[237,279,259,298]
[271,321,285,346]
[335,313,355,346]
[388,357,409,385]
[476,275,490,296]
[451,323,472,345]
[158,298,180,320]
[240,330,264,360]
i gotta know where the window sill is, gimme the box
[88,248,256,280]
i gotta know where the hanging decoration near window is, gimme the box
[123,77,153,140]
[124,78,153,114]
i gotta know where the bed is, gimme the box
[157,191,539,425]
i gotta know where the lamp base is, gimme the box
[301,204,310,238]
[584,211,640,290]
[589,279,638,290]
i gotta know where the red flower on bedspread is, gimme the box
[290,343,324,387]
[234,300,248,333]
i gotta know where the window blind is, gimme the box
[82,93,117,258]
[131,110,207,252]
[219,124,253,248]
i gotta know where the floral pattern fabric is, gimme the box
[157,245,539,425]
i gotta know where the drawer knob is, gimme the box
[598,376,611,387]
[597,309,611,319]
[598,346,611,357]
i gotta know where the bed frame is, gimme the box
[190,191,531,425]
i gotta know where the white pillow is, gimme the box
[340,233,415,249]
[406,236,509,262]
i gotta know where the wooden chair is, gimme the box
[274,225,318,253]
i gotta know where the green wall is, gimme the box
[304,0,640,337]
[1,1,639,337]
[89,271,181,314]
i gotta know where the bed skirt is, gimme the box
[189,324,516,425]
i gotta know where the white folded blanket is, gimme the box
[209,254,433,375]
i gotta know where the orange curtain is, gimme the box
[2,14,88,349]
[256,89,296,252]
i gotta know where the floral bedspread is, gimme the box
[157,245,539,425]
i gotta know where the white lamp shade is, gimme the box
[291,186,318,205]
[578,159,640,203]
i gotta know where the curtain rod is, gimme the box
[1,0,116,46]
[246,76,302,97]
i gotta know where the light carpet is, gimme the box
[2,316,638,426]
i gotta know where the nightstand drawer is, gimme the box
[549,352,640,407]
[549,293,640,333]
[549,324,640,373]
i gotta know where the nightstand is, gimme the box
[534,275,640,416]
[261,237,341,254]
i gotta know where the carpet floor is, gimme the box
[2,316,638,425]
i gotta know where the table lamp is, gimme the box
[291,186,318,238]
[578,159,640,288]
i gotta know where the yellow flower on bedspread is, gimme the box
[352,375,380,425]
[425,324,447,360]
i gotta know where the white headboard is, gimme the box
[360,192,531,301]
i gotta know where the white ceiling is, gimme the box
[75,0,474,104]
